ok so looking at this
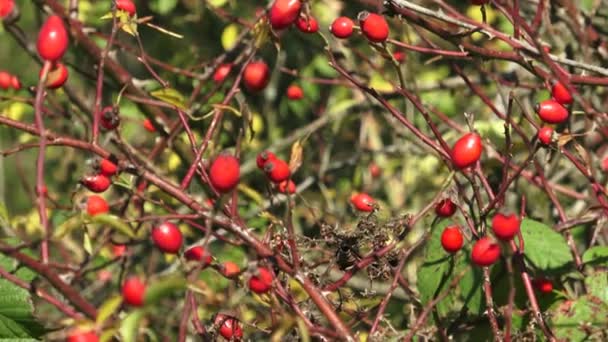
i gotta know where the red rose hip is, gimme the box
[264,158,291,183]
[359,12,389,42]
[0,0,15,19]
[330,17,354,39]
[37,15,69,61]
[67,329,99,342]
[435,198,457,217]
[296,16,319,33]
[551,81,573,105]
[256,150,277,169]
[100,106,120,130]
[122,276,145,306]
[41,62,69,89]
[184,246,213,266]
[86,195,109,216]
[286,84,303,100]
[0,71,11,89]
[441,225,464,253]
[116,0,136,16]
[533,277,553,294]
[350,193,375,212]
[471,237,501,266]
[536,99,569,124]
[81,174,111,193]
[248,267,273,294]
[537,126,554,145]
[209,154,240,193]
[491,213,521,241]
[243,61,270,92]
[269,0,302,30]
[151,221,183,254]
[220,261,241,278]
[278,180,296,194]
[215,314,243,340]
[451,133,482,169]
[213,63,232,84]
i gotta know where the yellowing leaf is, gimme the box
[369,73,395,93]
[289,140,304,173]
[150,88,187,110]
[83,232,93,255]
[221,24,239,50]
[96,296,122,325]
[209,0,228,7]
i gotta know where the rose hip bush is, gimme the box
[0,0,607,341]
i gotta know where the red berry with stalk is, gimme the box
[435,198,457,217]
[350,193,375,212]
[86,195,109,216]
[81,174,111,193]
[41,62,69,89]
[536,99,569,124]
[537,126,554,145]
[491,213,521,241]
[37,15,69,61]
[551,81,573,105]
[122,276,145,307]
[209,154,240,193]
[278,179,296,194]
[286,84,304,100]
[330,17,354,39]
[98,158,118,176]
[256,150,277,169]
[151,222,183,254]
[296,16,319,33]
[143,119,156,132]
[451,133,483,169]
[184,246,213,267]
[116,0,136,17]
[220,261,241,278]
[0,71,11,89]
[0,0,15,19]
[359,12,390,42]
[533,277,553,294]
[248,267,274,294]
[441,225,464,253]
[213,63,232,84]
[264,158,291,183]
[215,314,243,340]
[9,75,20,90]
[269,0,302,30]
[471,237,501,266]
[243,61,270,92]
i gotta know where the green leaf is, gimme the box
[584,270,608,303]
[96,295,123,325]
[150,88,187,110]
[150,0,178,15]
[89,214,136,239]
[119,309,145,342]
[520,218,573,274]
[582,246,608,265]
[550,296,608,341]
[143,277,186,305]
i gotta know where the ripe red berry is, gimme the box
[143,118,156,132]
[435,198,457,217]
[369,163,382,178]
[491,213,521,241]
[471,237,501,266]
[116,0,136,16]
[9,75,20,90]
[100,106,120,130]
[112,244,126,257]
[537,126,554,145]
[81,174,111,193]
[151,222,183,254]
[98,158,118,176]
[451,133,483,169]
[215,314,243,340]
[37,15,69,61]
[243,61,270,92]
[67,329,99,342]
[269,0,302,30]
[41,62,69,89]
[0,71,11,89]
[213,63,232,84]
[184,246,213,267]
[220,261,241,278]
[350,193,375,212]
[393,51,405,63]
[296,16,319,33]
[536,99,569,124]
[278,179,296,194]
[264,158,291,183]
[533,277,553,294]
[209,154,240,193]
[441,225,464,253]
[286,84,303,100]
[248,267,273,294]
[551,81,573,105]
[86,195,109,216]
[359,12,389,43]
[330,17,354,39]
[0,0,15,19]
[122,276,145,307]
[256,150,277,169]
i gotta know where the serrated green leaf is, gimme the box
[584,270,608,303]
[96,296,123,325]
[150,88,186,110]
[582,246,608,265]
[520,219,574,273]
[143,277,186,305]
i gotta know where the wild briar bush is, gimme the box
[0,0,607,341]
